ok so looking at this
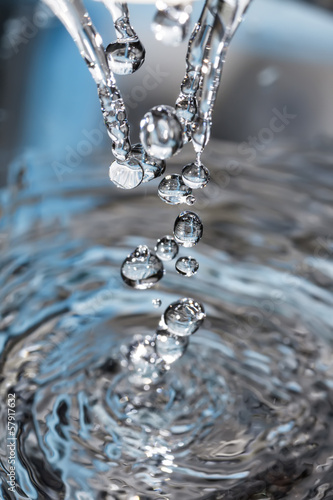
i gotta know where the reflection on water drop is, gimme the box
[131,143,166,183]
[158,174,192,205]
[175,256,199,276]
[109,157,143,189]
[163,297,205,336]
[182,162,210,189]
[106,39,145,75]
[152,298,162,308]
[155,235,179,261]
[140,105,184,160]
[155,331,189,364]
[152,1,191,47]
[174,211,203,247]
[121,245,164,289]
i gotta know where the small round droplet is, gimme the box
[152,5,191,47]
[106,40,145,75]
[140,105,184,160]
[158,174,192,205]
[155,331,189,364]
[131,143,165,183]
[163,297,205,337]
[175,256,199,277]
[109,157,143,189]
[155,236,179,261]
[182,162,210,189]
[186,195,195,205]
[152,298,162,308]
[121,245,164,289]
[174,211,203,247]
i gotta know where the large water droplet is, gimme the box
[155,331,189,364]
[109,157,143,189]
[106,40,145,75]
[175,256,199,276]
[155,235,179,261]
[121,245,164,289]
[152,2,191,47]
[182,162,210,189]
[174,211,203,247]
[140,105,184,160]
[163,297,205,337]
[131,143,166,183]
[158,174,192,205]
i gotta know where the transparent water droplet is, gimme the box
[182,162,210,189]
[175,256,199,277]
[131,143,166,183]
[109,157,143,189]
[155,236,179,261]
[158,174,192,205]
[106,39,145,75]
[121,245,164,289]
[186,195,196,205]
[174,211,203,247]
[128,336,165,385]
[152,298,162,308]
[163,297,205,337]
[155,331,189,364]
[152,3,191,47]
[140,105,184,160]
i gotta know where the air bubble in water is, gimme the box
[131,143,166,183]
[163,297,205,336]
[152,2,191,47]
[155,331,189,364]
[152,298,162,308]
[106,40,145,75]
[174,211,203,247]
[158,174,192,205]
[175,256,199,276]
[109,157,143,189]
[155,236,179,261]
[140,105,184,160]
[182,162,210,189]
[121,245,164,289]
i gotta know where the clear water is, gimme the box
[1,141,333,499]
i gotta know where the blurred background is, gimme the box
[1,0,333,187]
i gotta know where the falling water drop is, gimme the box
[155,236,179,261]
[106,39,145,76]
[163,297,205,336]
[186,194,196,205]
[131,143,166,183]
[140,105,184,160]
[155,331,189,364]
[174,211,203,247]
[175,256,199,276]
[109,157,143,189]
[182,162,210,189]
[152,1,192,47]
[158,174,192,205]
[121,245,164,289]
[152,298,162,308]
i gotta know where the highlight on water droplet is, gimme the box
[155,235,179,261]
[121,245,164,289]
[173,211,203,247]
[158,174,192,205]
[109,157,143,189]
[163,297,205,337]
[140,105,184,160]
[175,256,199,276]
[182,162,210,189]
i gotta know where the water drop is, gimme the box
[121,245,164,289]
[106,39,145,76]
[109,157,143,189]
[155,236,179,261]
[140,105,184,160]
[174,211,203,247]
[152,2,191,47]
[175,256,199,276]
[158,174,192,205]
[182,162,210,189]
[155,331,189,364]
[163,297,205,336]
[131,143,166,183]
[152,298,162,308]
[186,195,195,205]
